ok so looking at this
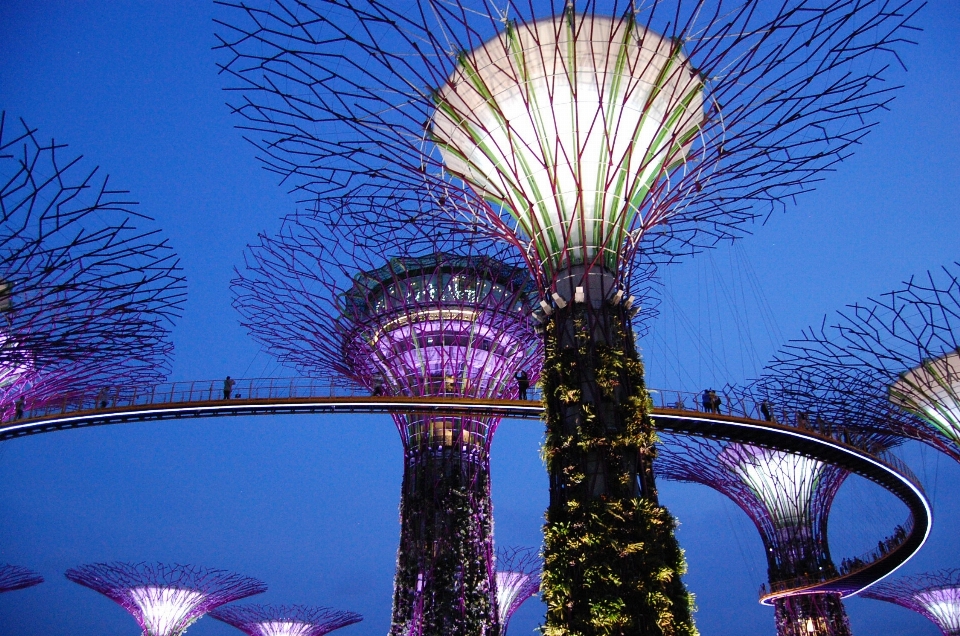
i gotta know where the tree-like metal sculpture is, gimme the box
[64,562,267,636]
[1,113,186,420]
[232,198,542,636]
[656,425,894,636]
[766,262,960,464]
[215,2,920,632]
[495,547,541,636]
[861,569,960,636]
[0,564,43,593]
[210,604,363,636]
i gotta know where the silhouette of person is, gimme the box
[223,376,235,400]
[14,395,25,420]
[515,370,530,400]
[760,400,773,422]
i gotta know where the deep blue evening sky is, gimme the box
[2,2,959,635]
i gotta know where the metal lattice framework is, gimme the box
[765,262,960,463]
[0,113,186,421]
[232,197,542,636]
[214,0,920,294]
[210,604,363,636]
[655,405,904,636]
[861,569,960,636]
[0,564,43,593]
[214,2,919,632]
[495,547,541,636]
[65,562,267,636]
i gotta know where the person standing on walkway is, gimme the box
[14,395,25,420]
[515,370,530,400]
[223,375,235,400]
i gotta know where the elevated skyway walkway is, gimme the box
[0,377,930,602]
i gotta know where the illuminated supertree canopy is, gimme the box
[766,262,960,463]
[495,547,541,636]
[655,423,889,636]
[64,562,267,636]
[861,569,960,636]
[232,196,542,636]
[210,604,363,636]
[213,3,921,633]
[0,564,43,593]
[0,113,186,420]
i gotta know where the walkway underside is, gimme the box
[1,391,930,605]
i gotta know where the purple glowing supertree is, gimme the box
[65,562,267,636]
[495,547,541,636]
[656,414,902,636]
[214,2,921,631]
[232,196,542,636]
[766,262,960,465]
[0,564,43,593]
[210,604,363,636]
[1,113,186,420]
[861,569,960,636]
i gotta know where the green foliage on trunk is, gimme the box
[540,312,697,636]
[390,449,499,636]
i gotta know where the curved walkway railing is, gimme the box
[0,378,930,602]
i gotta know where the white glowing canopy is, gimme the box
[129,586,206,636]
[720,444,828,528]
[890,349,960,448]
[432,12,705,279]
[914,587,960,635]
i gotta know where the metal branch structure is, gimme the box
[765,262,960,464]
[232,197,542,636]
[655,400,905,636]
[0,113,186,421]
[495,547,541,636]
[0,564,43,593]
[861,569,960,636]
[65,562,267,636]
[210,604,363,636]
[214,2,920,632]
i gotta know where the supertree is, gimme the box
[0,113,186,420]
[860,569,960,636]
[210,604,363,636]
[232,196,543,636]
[64,562,267,636]
[214,2,921,632]
[495,547,541,636]
[765,262,960,464]
[0,564,43,593]
[655,409,905,636]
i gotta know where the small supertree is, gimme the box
[64,562,267,636]
[232,196,543,636]
[215,3,922,632]
[0,564,43,593]
[210,604,363,636]
[0,113,186,420]
[656,424,893,636]
[495,547,541,636]
[861,569,960,636]
[766,262,960,464]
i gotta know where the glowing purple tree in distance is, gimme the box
[495,547,541,636]
[210,604,363,636]
[232,196,542,636]
[0,564,43,593]
[65,562,266,636]
[0,113,186,420]
[656,408,902,636]
[860,569,960,636]
[766,262,960,464]
[214,3,921,631]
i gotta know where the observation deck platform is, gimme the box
[1,377,930,602]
